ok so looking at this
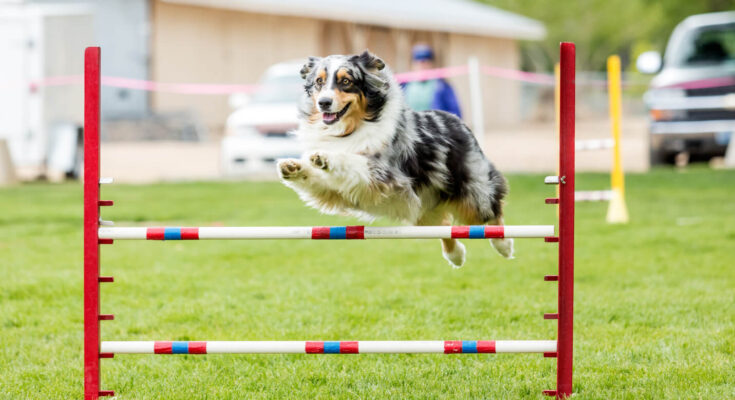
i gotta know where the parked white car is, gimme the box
[221,61,304,176]
[638,11,735,164]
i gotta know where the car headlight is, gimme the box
[649,109,686,121]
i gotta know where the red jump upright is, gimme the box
[82,43,576,399]
[557,41,576,398]
[84,47,113,399]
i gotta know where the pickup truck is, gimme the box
[638,11,735,164]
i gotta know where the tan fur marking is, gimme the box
[336,69,350,82]
[441,238,457,253]
[453,200,482,224]
[317,69,327,83]
[308,108,321,123]
[308,69,328,123]
[324,69,366,135]
[307,68,371,135]
[336,90,367,136]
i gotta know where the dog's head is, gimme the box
[298,51,390,136]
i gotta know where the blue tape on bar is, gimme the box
[324,342,340,353]
[462,341,477,353]
[164,227,181,240]
[468,226,485,239]
[171,341,188,354]
[329,227,346,240]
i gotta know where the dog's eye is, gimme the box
[315,77,324,85]
[341,78,350,85]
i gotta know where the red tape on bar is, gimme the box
[154,341,173,354]
[345,226,365,239]
[311,227,330,240]
[340,341,359,353]
[180,227,199,240]
[451,226,470,239]
[305,341,324,353]
[444,340,463,354]
[147,228,165,240]
[476,340,496,353]
[188,341,207,354]
[484,226,504,238]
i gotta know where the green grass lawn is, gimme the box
[1,168,734,399]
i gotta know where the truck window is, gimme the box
[677,23,735,66]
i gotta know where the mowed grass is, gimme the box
[1,168,733,399]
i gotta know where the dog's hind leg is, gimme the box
[417,211,466,268]
[452,202,514,260]
[487,216,514,259]
[455,206,514,260]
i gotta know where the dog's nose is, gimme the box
[318,98,332,110]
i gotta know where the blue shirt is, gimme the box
[402,79,462,118]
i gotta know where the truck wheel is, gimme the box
[649,147,668,166]
[649,135,671,166]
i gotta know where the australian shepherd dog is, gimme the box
[277,51,512,267]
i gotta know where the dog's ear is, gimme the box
[300,56,321,79]
[352,50,385,72]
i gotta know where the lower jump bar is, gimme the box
[101,340,557,354]
[98,225,554,240]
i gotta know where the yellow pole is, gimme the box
[606,55,629,224]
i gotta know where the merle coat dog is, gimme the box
[277,51,511,267]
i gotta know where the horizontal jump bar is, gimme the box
[575,190,613,202]
[98,225,555,240]
[101,340,557,354]
[576,138,614,151]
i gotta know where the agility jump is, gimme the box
[556,55,629,223]
[84,43,576,399]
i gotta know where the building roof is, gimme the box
[162,0,546,40]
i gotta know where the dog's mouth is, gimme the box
[322,103,350,125]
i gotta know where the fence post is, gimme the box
[468,56,485,149]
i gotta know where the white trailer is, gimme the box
[0,3,93,179]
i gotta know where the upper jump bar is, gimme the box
[98,225,555,240]
[101,340,557,354]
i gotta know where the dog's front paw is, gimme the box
[309,152,329,170]
[278,159,305,180]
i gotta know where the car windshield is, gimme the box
[671,23,735,67]
[251,73,303,104]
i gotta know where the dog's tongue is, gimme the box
[323,112,337,123]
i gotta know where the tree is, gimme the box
[479,0,735,71]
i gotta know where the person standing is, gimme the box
[402,44,462,117]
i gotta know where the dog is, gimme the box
[277,51,512,267]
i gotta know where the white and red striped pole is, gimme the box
[101,340,557,355]
[97,225,554,241]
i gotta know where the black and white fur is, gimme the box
[277,51,512,267]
